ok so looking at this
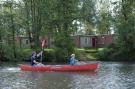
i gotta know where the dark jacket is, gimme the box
[31,55,37,66]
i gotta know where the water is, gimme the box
[0,62,135,89]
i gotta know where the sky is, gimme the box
[96,0,120,12]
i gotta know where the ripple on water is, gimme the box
[0,67,20,73]
[1,62,135,89]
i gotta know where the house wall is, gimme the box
[16,37,30,48]
[73,35,80,48]
[97,35,113,47]
[73,34,113,48]
[80,36,92,48]
[16,34,113,48]
[21,38,30,48]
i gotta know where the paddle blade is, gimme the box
[41,40,45,48]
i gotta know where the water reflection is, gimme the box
[18,71,97,89]
[1,67,20,72]
[18,72,72,89]
[1,62,135,89]
[95,62,135,89]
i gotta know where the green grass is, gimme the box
[16,48,103,62]
[75,48,103,61]
[98,48,105,51]
[44,48,54,52]
[75,48,85,52]
[86,53,98,60]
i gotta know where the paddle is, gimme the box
[40,39,45,63]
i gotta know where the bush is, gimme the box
[97,43,135,61]
[2,45,14,61]
[16,48,32,61]
[97,48,110,61]
[53,32,75,62]
[43,49,55,62]
[54,48,69,62]
[1,44,32,61]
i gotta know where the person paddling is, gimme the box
[69,54,78,65]
[31,51,44,66]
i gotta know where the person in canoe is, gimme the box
[69,54,78,65]
[31,51,44,66]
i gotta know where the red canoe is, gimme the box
[19,63,98,72]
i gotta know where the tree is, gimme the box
[2,0,17,58]
[51,0,79,62]
[0,0,26,60]
[79,0,97,35]
[96,0,113,34]
[98,0,135,61]
[116,0,135,52]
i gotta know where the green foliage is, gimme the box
[15,48,32,61]
[53,32,75,62]
[97,48,112,61]
[43,49,55,62]
[75,48,98,61]
[97,12,112,34]
[1,0,135,62]
[97,0,135,62]
[98,43,135,61]
[112,0,135,61]
[43,0,79,62]
[116,18,135,51]
[1,45,13,61]
[2,44,32,61]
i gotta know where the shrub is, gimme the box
[53,32,75,62]
[43,49,55,62]
[97,48,110,61]
[16,48,32,61]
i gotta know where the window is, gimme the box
[85,38,88,44]
[26,40,29,44]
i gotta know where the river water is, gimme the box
[0,62,135,89]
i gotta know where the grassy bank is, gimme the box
[75,48,103,61]
[1,48,102,62]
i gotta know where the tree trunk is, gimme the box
[30,0,42,49]
[25,0,33,48]
[0,33,2,60]
[10,3,16,58]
